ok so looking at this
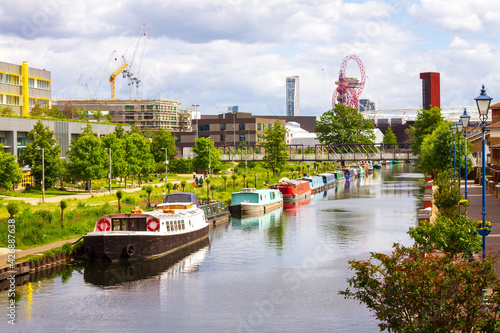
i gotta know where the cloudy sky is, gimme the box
[1,0,499,118]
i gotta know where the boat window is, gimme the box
[181,220,185,230]
[112,220,121,231]
[212,206,216,213]
[166,221,171,232]
[260,195,262,200]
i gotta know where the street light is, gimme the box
[460,108,471,199]
[104,148,112,193]
[448,129,453,175]
[451,124,457,177]
[475,85,492,260]
[161,147,168,186]
[35,147,45,203]
[456,120,463,195]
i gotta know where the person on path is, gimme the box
[195,177,199,187]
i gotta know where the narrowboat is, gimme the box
[83,192,209,262]
[229,188,283,217]
[349,164,365,178]
[299,175,325,193]
[269,179,311,202]
[318,173,336,188]
[199,200,230,226]
[332,170,346,182]
[373,161,382,169]
[344,168,356,181]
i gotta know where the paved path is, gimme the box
[462,181,500,274]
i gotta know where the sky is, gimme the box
[1,0,500,118]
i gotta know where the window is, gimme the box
[268,124,272,128]
[199,124,210,132]
[239,123,245,130]
[37,79,49,89]
[28,78,35,87]
[257,123,261,130]
[281,125,284,129]
[125,105,134,110]
[147,105,153,110]
[220,123,226,130]
[141,105,145,110]
[0,73,2,83]
[220,135,226,142]
[258,134,262,142]
[17,138,26,147]
[239,135,245,142]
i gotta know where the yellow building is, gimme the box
[0,61,51,116]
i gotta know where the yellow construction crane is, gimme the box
[109,63,128,100]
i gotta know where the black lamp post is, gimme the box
[451,124,458,177]
[475,85,493,260]
[460,108,471,199]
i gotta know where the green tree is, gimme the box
[221,175,228,191]
[0,144,22,190]
[180,180,187,192]
[231,174,237,189]
[315,104,375,145]
[166,182,173,194]
[114,124,126,139]
[144,185,153,208]
[382,127,398,149]
[0,106,14,116]
[151,128,177,165]
[66,124,107,193]
[205,178,211,197]
[91,108,103,122]
[23,120,62,189]
[74,107,87,121]
[413,106,444,155]
[6,202,20,218]
[123,132,154,186]
[101,132,127,184]
[60,200,67,228]
[418,123,455,177]
[116,190,123,213]
[340,245,500,332]
[262,120,289,174]
[192,137,221,172]
[404,125,415,143]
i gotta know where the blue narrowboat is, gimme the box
[318,173,336,188]
[299,175,325,194]
[343,168,356,181]
[229,188,283,217]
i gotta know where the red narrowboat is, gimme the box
[269,180,311,202]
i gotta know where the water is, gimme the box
[1,164,423,332]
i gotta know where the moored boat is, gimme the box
[229,188,283,217]
[269,179,311,202]
[318,173,336,188]
[349,164,365,178]
[83,192,209,262]
[199,200,230,226]
[332,170,346,182]
[299,175,325,193]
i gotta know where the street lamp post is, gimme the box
[460,108,471,199]
[451,124,457,178]
[448,129,453,177]
[475,85,492,260]
[36,147,45,203]
[208,145,211,176]
[161,147,168,185]
[456,120,463,195]
[104,148,112,193]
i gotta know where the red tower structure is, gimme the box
[332,55,366,109]
[420,72,440,109]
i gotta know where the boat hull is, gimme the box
[283,190,311,202]
[83,224,210,262]
[229,200,283,217]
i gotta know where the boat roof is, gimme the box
[163,192,198,206]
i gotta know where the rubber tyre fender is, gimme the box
[126,244,135,257]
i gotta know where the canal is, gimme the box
[1,164,423,332]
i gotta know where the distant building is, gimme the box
[285,122,319,146]
[420,72,440,109]
[286,76,299,116]
[55,99,192,132]
[359,99,375,111]
[0,61,51,116]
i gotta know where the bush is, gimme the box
[35,209,54,224]
[6,202,20,218]
[123,196,136,205]
[77,200,87,209]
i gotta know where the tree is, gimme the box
[205,178,211,197]
[404,125,415,143]
[231,174,237,189]
[0,145,22,190]
[412,106,444,155]
[150,128,177,165]
[101,132,127,185]
[91,108,103,122]
[60,200,67,228]
[166,182,173,194]
[6,202,20,218]
[418,122,457,177]
[116,190,123,213]
[221,175,227,191]
[23,120,62,189]
[192,137,221,172]
[123,132,154,186]
[66,124,107,193]
[382,127,398,149]
[74,107,88,121]
[180,180,187,192]
[340,245,500,332]
[144,185,153,208]
[0,106,14,116]
[315,104,375,145]
[262,120,289,174]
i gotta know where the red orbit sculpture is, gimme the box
[332,55,366,109]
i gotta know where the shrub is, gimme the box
[123,196,136,205]
[35,209,54,224]
[6,202,20,218]
[77,200,87,209]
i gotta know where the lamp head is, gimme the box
[475,85,492,122]
[460,108,471,128]
[450,124,458,135]
[456,120,463,133]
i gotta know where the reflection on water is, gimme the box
[84,238,210,287]
[0,164,424,332]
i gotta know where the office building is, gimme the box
[286,76,300,116]
[0,60,51,116]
